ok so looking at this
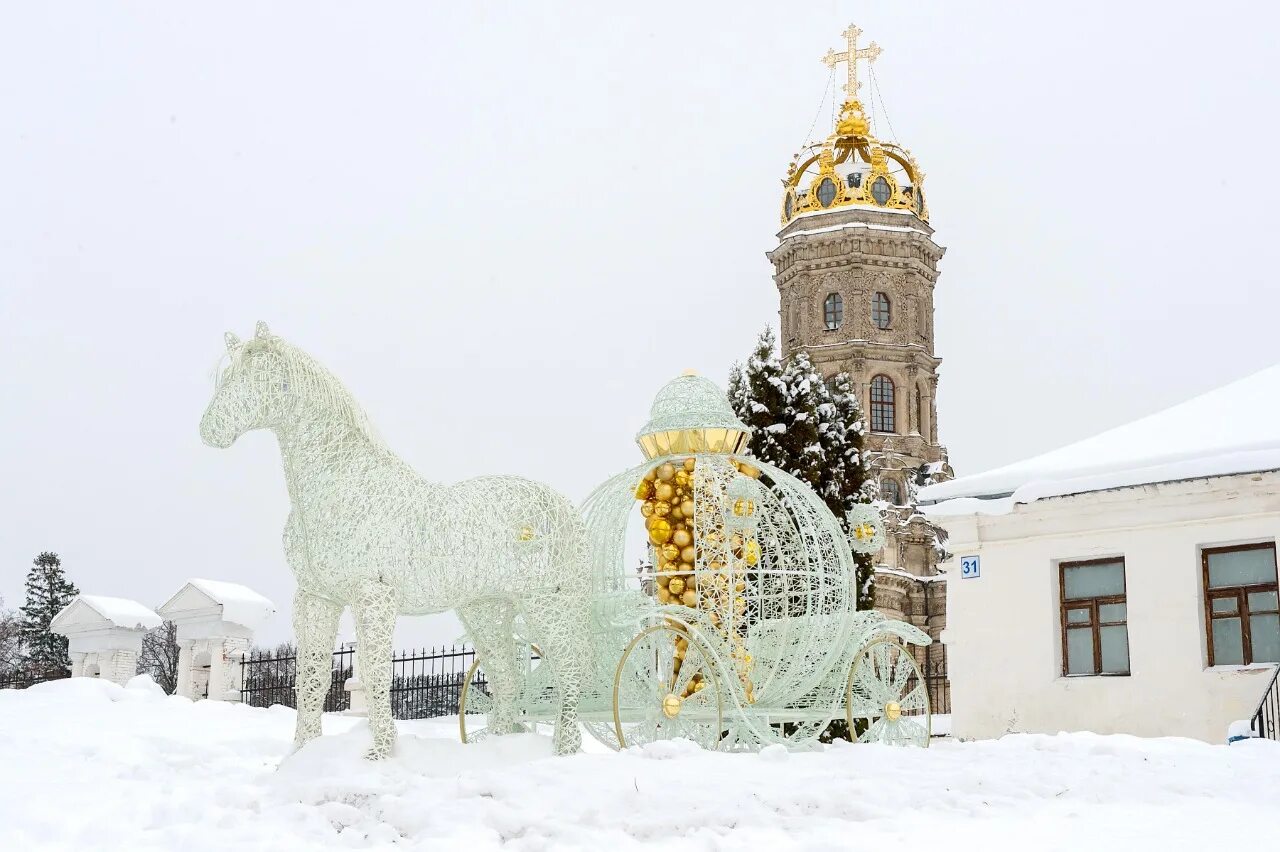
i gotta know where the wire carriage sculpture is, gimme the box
[200,323,590,758]
[459,372,933,751]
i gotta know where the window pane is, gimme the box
[1063,561,1125,600]
[1100,625,1130,673]
[1207,547,1276,588]
[1212,617,1244,665]
[1066,627,1094,675]
[1066,607,1090,624]
[1247,590,1279,613]
[1098,603,1127,622]
[1212,596,1239,614]
[1250,614,1280,663]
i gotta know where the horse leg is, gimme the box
[523,592,588,755]
[292,588,342,751]
[458,599,519,736]
[352,579,399,760]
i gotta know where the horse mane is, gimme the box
[247,336,385,448]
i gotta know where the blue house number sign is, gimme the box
[960,555,981,579]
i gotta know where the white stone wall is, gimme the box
[937,472,1280,743]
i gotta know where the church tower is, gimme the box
[767,25,951,679]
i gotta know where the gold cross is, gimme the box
[822,24,882,98]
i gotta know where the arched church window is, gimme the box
[817,178,837,208]
[880,478,902,505]
[870,375,895,433]
[915,187,925,214]
[872,292,891,329]
[824,293,843,330]
[784,193,794,220]
[871,176,892,206]
[914,389,922,434]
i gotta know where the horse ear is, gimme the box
[255,321,271,340]
[224,331,241,351]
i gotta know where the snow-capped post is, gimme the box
[343,641,367,716]
[49,596,162,686]
[157,580,275,701]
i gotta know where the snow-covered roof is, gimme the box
[157,579,275,629]
[921,363,1280,511]
[51,596,162,633]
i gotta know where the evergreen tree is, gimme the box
[19,552,78,678]
[824,371,877,611]
[729,331,878,743]
[728,327,788,469]
[731,332,877,612]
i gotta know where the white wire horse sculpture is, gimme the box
[199,322,590,758]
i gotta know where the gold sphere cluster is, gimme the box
[636,455,768,705]
[639,458,699,607]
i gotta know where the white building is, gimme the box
[51,595,163,686]
[921,365,1280,743]
[157,579,275,701]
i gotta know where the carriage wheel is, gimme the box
[845,638,931,747]
[458,646,550,744]
[613,623,724,750]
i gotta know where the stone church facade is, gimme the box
[766,27,951,704]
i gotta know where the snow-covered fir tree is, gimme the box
[19,551,79,678]
[729,329,875,611]
[727,326,787,468]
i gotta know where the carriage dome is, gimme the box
[636,371,751,460]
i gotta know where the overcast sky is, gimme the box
[3,2,1277,646]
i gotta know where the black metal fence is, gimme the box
[240,645,483,720]
[1251,664,1279,741]
[0,671,68,691]
[924,655,950,716]
[241,646,354,712]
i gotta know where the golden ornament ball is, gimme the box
[743,540,761,566]
[661,543,680,562]
[657,463,676,482]
[644,466,658,482]
[657,587,672,604]
[654,482,675,502]
[683,457,696,472]
[634,480,653,501]
[653,500,671,517]
[668,505,683,521]
[681,590,697,607]
[517,525,536,542]
[679,560,694,574]
[640,501,655,518]
[648,518,673,545]
[674,469,691,488]
[672,528,692,547]
[680,499,695,518]
[668,577,685,595]
[680,545,696,564]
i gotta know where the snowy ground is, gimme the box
[1,678,1276,851]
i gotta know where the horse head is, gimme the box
[200,321,292,448]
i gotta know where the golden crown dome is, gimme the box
[781,25,928,226]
